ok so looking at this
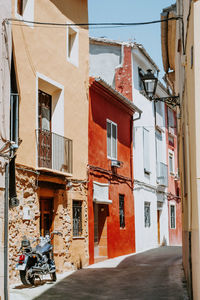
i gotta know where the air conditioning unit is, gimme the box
[111,160,122,168]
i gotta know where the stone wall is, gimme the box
[9,165,88,284]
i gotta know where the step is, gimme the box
[94,256,108,264]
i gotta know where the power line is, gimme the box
[6,16,182,28]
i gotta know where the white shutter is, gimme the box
[156,131,163,163]
[107,121,111,157]
[168,108,174,134]
[156,102,163,128]
[143,128,150,173]
[112,123,117,159]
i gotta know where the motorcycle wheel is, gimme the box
[20,269,35,286]
[50,271,57,282]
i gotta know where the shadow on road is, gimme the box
[33,247,189,300]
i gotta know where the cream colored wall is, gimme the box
[191,3,200,299]
[178,1,200,299]
[12,0,89,179]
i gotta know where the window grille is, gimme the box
[119,194,125,228]
[144,202,151,227]
[169,151,174,175]
[73,201,82,236]
[170,205,176,229]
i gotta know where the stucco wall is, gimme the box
[90,41,121,87]
[9,166,88,284]
[134,189,158,252]
[88,80,135,264]
[12,0,89,180]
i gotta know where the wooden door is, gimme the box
[157,210,160,245]
[38,90,52,169]
[94,203,99,257]
[40,198,54,237]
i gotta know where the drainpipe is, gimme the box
[4,162,9,300]
[132,110,142,181]
[133,111,142,122]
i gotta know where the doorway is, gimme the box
[93,203,108,259]
[157,210,160,245]
[38,90,52,169]
[40,198,54,237]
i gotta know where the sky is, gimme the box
[88,0,175,81]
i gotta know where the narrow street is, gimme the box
[34,247,189,300]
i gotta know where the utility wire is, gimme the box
[6,16,182,28]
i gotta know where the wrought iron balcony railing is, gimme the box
[36,129,73,174]
[157,162,168,187]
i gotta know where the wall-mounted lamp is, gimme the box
[141,69,180,107]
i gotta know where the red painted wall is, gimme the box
[115,46,133,101]
[88,79,135,264]
[165,105,182,246]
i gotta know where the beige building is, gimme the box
[0,1,12,299]
[161,1,200,299]
[9,0,89,283]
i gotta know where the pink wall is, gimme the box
[165,105,182,246]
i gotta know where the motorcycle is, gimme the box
[16,231,62,285]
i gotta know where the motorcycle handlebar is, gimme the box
[50,231,62,239]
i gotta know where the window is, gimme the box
[143,128,150,174]
[10,57,19,149]
[155,101,163,128]
[144,202,151,227]
[168,135,174,147]
[17,0,23,15]
[10,94,19,148]
[16,0,34,27]
[138,68,144,91]
[107,120,117,160]
[168,107,174,135]
[170,204,176,229]
[67,26,79,67]
[73,201,82,237]
[169,151,175,175]
[119,194,125,228]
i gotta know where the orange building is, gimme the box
[88,78,141,263]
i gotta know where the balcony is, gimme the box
[36,129,73,174]
[157,162,168,187]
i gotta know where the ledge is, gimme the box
[72,236,85,240]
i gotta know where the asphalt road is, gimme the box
[35,246,189,300]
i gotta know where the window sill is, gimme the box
[72,236,85,240]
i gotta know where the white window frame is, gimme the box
[15,0,34,28]
[170,203,176,229]
[169,150,175,175]
[107,119,117,160]
[67,24,79,67]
